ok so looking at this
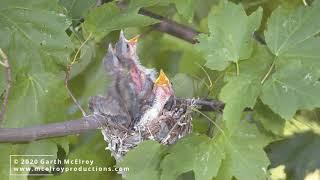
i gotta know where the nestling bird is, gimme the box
[114,31,157,126]
[136,70,192,144]
[89,45,132,127]
[115,30,157,96]
[89,31,193,163]
[136,70,174,128]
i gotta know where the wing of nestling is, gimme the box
[88,95,130,126]
[115,67,140,126]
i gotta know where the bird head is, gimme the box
[104,43,120,75]
[154,70,174,96]
[115,30,139,59]
[128,35,139,51]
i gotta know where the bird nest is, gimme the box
[87,31,208,162]
[94,98,196,162]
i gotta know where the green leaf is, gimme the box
[129,0,167,9]
[69,33,96,78]
[59,0,96,24]
[196,1,262,71]
[225,44,275,79]
[0,141,58,179]
[220,75,261,132]
[266,132,320,180]
[84,2,158,41]
[260,62,320,119]
[171,73,195,97]
[254,100,286,135]
[216,121,270,180]
[47,132,117,180]
[0,0,74,71]
[1,72,69,127]
[118,140,166,180]
[69,43,109,114]
[174,0,195,22]
[265,1,320,58]
[161,134,225,180]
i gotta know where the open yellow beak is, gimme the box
[155,70,170,86]
[128,35,140,45]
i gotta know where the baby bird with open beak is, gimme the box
[115,31,157,99]
[136,70,174,129]
[114,31,157,125]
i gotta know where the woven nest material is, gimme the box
[96,98,196,162]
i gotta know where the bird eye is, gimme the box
[126,44,130,49]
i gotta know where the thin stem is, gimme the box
[191,107,226,136]
[261,58,276,84]
[235,62,240,76]
[65,65,87,116]
[65,33,92,117]
[0,48,12,124]
[71,33,92,65]
[0,60,7,67]
[196,62,212,88]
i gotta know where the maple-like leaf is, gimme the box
[196,1,262,71]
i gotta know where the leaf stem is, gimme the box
[71,33,92,65]
[235,61,240,76]
[0,50,8,68]
[0,60,7,67]
[191,107,226,136]
[261,58,276,84]
[65,33,92,117]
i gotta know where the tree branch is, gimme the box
[139,8,199,44]
[0,115,102,143]
[114,0,199,43]
[0,49,12,124]
[139,8,266,45]
[101,2,265,44]
[0,98,224,143]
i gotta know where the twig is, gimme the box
[65,65,87,116]
[176,98,225,112]
[64,33,92,117]
[0,49,12,124]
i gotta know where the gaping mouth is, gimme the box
[128,35,140,45]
